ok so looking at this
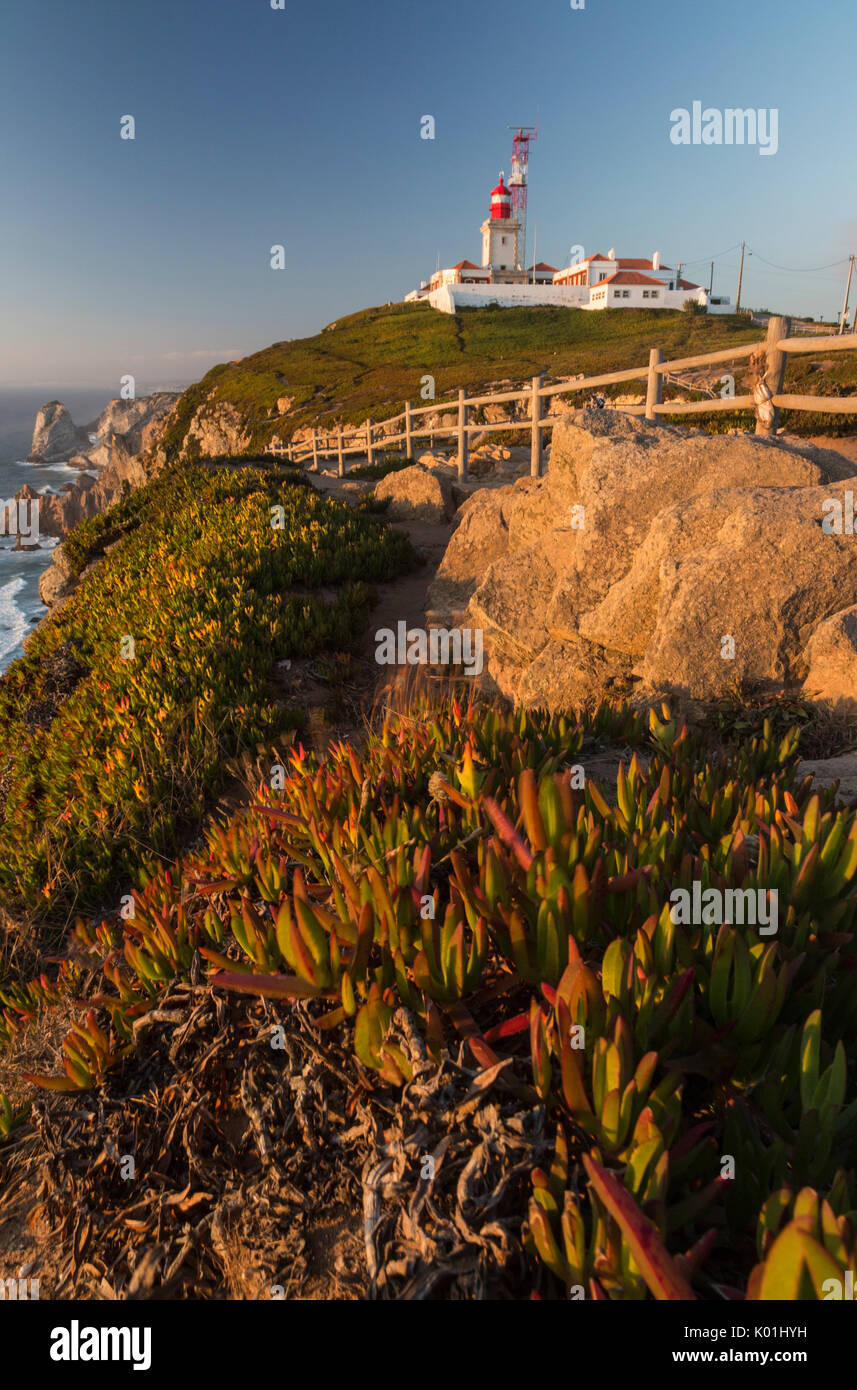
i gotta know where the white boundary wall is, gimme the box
[429,283,589,314]
[428,282,732,315]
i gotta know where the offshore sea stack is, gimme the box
[27,401,91,463]
[428,409,857,710]
[27,393,179,467]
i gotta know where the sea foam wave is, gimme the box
[0,574,36,667]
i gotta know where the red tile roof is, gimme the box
[593,271,667,287]
[677,277,701,290]
[453,259,481,270]
[529,262,558,272]
[617,258,674,271]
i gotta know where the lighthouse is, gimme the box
[481,173,521,273]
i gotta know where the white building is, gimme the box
[554,250,728,313]
[405,172,732,316]
[555,250,677,288]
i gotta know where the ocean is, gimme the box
[0,387,116,671]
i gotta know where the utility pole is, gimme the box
[709,261,714,295]
[839,254,854,334]
[675,261,683,290]
[736,240,746,313]
[532,224,537,284]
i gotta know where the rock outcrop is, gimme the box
[28,393,179,469]
[37,542,75,609]
[28,402,90,463]
[428,410,857,710]
[19,394,179,539]
[69,393,180,469]
[17,429,152,539]
[184,401,252,458]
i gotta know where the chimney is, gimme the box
[608,247,616,260]
[652,251,661,271]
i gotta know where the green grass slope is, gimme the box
[159,302,857,461]
[159,303,773,460]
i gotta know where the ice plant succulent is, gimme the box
[7,694,857,1299]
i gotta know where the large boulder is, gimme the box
[429,487,513,619]
[374,464,454,523]
[802,604,857,712]
[428,409,857,710]
[635,483,857,698]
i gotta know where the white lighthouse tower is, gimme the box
[481,173,521,274]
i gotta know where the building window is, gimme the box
[651,291,659,299]
[622,290,630,298]
[613,291,621,298]
[642,291,649,299]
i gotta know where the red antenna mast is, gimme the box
[507,125,537,270]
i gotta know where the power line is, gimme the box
[745,267,845,285]
[746,249,852,273]
[679,243,852,278]
[680,243,742,267]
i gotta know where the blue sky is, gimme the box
[2,0,856,388]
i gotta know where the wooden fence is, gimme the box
[270,317,857,481]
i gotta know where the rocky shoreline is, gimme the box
[19,393,180,541]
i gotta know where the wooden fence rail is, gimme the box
[266,318,857,480]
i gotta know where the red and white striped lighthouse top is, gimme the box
[490,174,511,219]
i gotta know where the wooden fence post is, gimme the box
[755,315,791,436]
[286,442,292,464]
[645,348,663,420]
[337,428,344,478]
[530,374,543,477]
[311,431,318,469]
[404,401,413,460]
[366,419,375,467]
[457,389,468,481]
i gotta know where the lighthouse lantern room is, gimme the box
[481,173,521,272]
